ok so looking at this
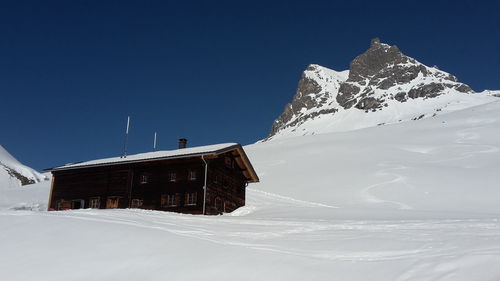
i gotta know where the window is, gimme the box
[222,177,229,189]
[215,197,222,212]
[161,194,177,207]
[106,197,120,209]
[225,157,233,168]
[56,200,71,210]
[188,170,197,181]
[89,197,100,208]
[168,172,177,182]
[71,199,85,209]
[131,199,143,208]
[140,174,149,184]
[185,192,197,206]
[224,201,235,213]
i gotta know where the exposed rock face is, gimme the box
[0,145,46,187]
[0,163,36,185]
[269,64,348,137]
[336,38,472,111]
[355,97,384,111]
[407,83,445,99]
[266,38,485,140]
[348,38,410,84]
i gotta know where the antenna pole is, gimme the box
[122,116,130,158]
[153,132,157,151]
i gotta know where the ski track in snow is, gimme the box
[359,123,500,211]
[360,163,413,210]
[454,127,500,154]
[431,126,500,164]
[246,188,338,209]
[8,210,500,266]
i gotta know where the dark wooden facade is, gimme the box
[48,144,259,215]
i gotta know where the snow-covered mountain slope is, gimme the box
[1,100,500,280]
[267,38,500,140]
[0,145,46,188]
[249,99,500,218]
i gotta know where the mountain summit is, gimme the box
[336,37,471,110]
[266,39,498,140]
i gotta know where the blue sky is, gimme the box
[1,0,499,170]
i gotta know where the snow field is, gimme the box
[1,100,500,280]
[2,209,500,281]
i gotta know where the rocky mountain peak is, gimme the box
[348,38,406,83]
[335,38,473,111]
[264,38,496,141]
[370,37,381,47]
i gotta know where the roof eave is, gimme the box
[48,144,242,172]
[233,146,260,183]
[47,144,260,184]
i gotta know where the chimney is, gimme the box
[178,138,187,149]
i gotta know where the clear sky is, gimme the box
[1,0,499,170]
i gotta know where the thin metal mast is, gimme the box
[153,132,157,151]
[122,116,130,158]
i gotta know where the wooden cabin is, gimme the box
[47,140,259,215]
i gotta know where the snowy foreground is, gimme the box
[2,100,500,281]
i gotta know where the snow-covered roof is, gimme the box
[49,142,259,182]
[50,143,239,171]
